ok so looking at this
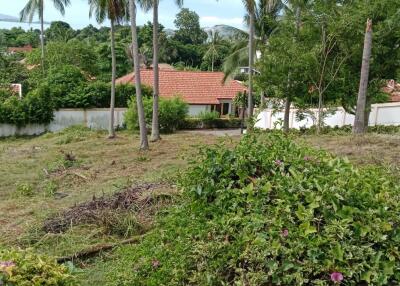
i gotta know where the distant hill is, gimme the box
[203,25,247,40]
[0,13,19,22]
[0,13,49,25]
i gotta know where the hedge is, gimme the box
[0,85,54,127]
[183,117,243,129]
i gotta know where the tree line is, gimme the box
[1,0,399,147]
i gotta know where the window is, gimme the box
[222,103,230,115]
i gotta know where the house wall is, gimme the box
[188,105,210,117]
[255,102,400,130]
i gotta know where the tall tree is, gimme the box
[353,19,373,134]
[89,0,127,139]
[139,0,183,142]
[243,0,256,124]
[203,30,223,72]
[129,0,149,150]
[20,0,71,71]
[280,0,311,132]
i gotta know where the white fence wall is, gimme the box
[255,102,400,130]
[0,108,127,137]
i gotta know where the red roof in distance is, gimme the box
[7,45,33,53]
[116,69,245,105]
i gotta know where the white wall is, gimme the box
[255,102,400,130]
[0,108,127,137]
[188,105,210,117]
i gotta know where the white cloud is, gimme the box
[200,16,244,27]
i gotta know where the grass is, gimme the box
[0,127,227,253]
[0,127,399,285]
[298,133,400,180]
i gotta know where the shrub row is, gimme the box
[105,132,400,285]
[294,124,400,135]
[183,117,243,129]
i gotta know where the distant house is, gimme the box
[116,68,245,117]
[6,45,33,55]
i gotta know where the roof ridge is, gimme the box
[139,69,225,74]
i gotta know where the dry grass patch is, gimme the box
[0,128,230,248]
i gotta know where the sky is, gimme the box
[0,0,247,30]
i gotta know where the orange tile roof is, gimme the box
[116,69,245,105]
[7,45,33,53]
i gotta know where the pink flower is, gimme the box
[304,156,311,161]
[151,259,160,269]
[281,229,289,237]
[0,261,15,268]
[275,160,283,166]
[330,272,344,283]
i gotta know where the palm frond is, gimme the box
[20,0,40,22]
[222,40,248,82]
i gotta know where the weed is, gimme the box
[15,183,34,197]
[42,180,58,197]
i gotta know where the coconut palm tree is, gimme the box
[89,0,127,139]
[128,0,149,150]
[222,0,282,125]
[138,0,183,142]
[243,0,256,122]
[204,30,223,72]
[20,0,71,71]
[281,0,311,133]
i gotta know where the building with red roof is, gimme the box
[6,45,33,54]
[116,68,245,117]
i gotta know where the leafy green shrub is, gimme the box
[0,247,75,285]
[55,81,152,109]
[0,85,54,126]
[106,132,400,285]
[45,65,86,109]
[125,96,188,133]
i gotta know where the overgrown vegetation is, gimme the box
[0,247,75,285]
[125,96,188,133]
[102,132,400,285]
[0,86,54,126]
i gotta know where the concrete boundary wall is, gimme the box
[0,108,127,137]
[255,102,400,130]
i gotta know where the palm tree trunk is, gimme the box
[129,0,149,150]
[109,19,116,139]
[283,95,291,133]
[40,0,45,72]
[150,0,160,142]
[247,10,255,129]
[353,19,373,135]
[317,91,323,134]
[260,91,265,109]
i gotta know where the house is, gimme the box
[116,68,245,117]
[6,45,33,55]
